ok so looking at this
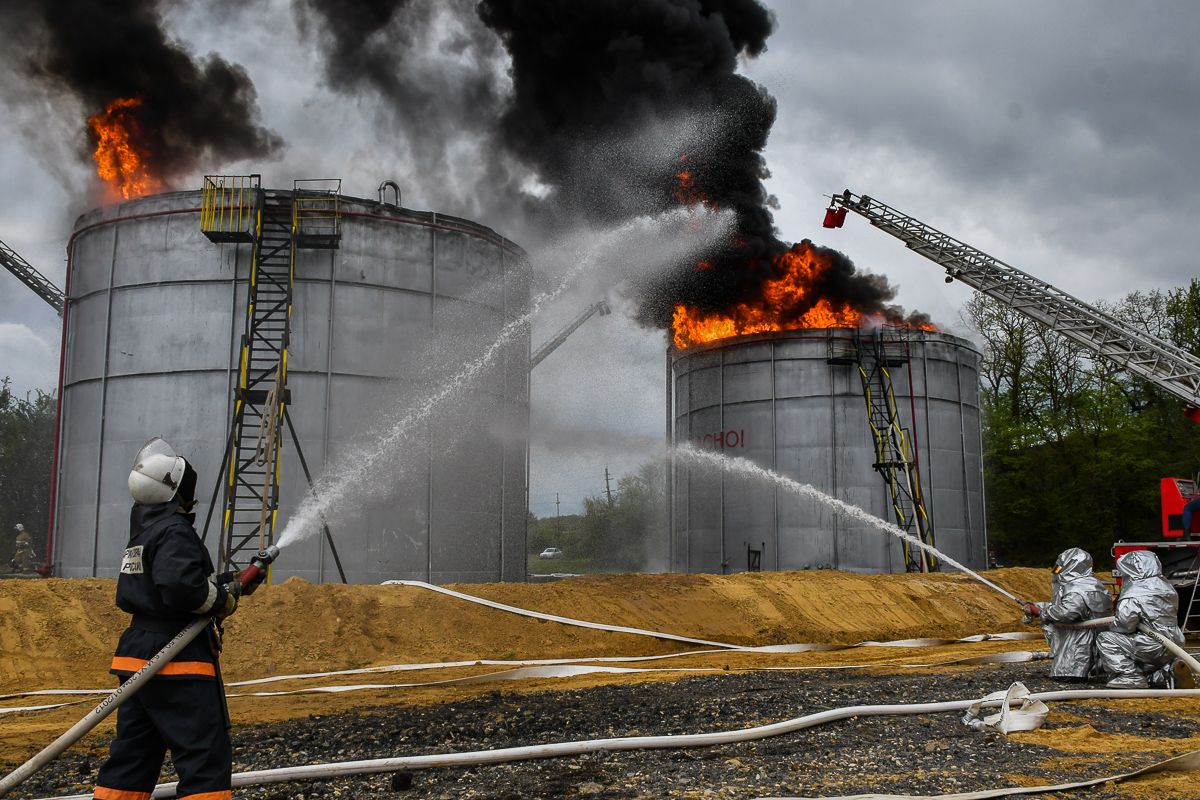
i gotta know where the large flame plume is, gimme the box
[668,159,935,349]
[87,97,163,201]
[672,242,935,349]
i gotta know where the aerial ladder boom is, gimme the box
[0,236,64,314]
[826,190,1200,414]
[529,300,612,370]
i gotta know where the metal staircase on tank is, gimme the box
[200,176,342,571]
[830,327,936,572]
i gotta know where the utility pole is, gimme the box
[555,493,561,536]
[604,467,614,508]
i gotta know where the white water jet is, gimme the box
[276,207,734,549]
[672,443,1022,604]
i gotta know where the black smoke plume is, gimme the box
[293,0,514,218]
[477,0,927,330]
[9,0,281,186]
[297,0,927,330]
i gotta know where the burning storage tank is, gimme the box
[669,328,986,574]
[51,186,529,584]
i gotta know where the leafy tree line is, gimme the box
[528,463,668,572]
[0,378,56,569]
[968,280,1200,567]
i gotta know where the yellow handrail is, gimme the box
[200,174,260,240]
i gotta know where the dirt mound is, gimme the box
[0,567,1048,692]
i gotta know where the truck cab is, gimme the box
[1112,477,1200,632]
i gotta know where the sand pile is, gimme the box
[0,567,1048,693]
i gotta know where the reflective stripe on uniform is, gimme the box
[110,656,216,677]
[190,579,219,614]
[93,787,153,800]
[177,792,233,800]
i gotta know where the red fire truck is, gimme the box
[824,190,1200,631]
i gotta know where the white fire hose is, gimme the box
[0,551,276,798]
[9,583,1199,798]
[1053,615,1200,677]
[0,618,210,798]
[30,686,1200,800]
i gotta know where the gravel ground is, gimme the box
[14,663,1200,800]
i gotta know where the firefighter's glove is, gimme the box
[1021,602,1041,624]
[217,580,241,619]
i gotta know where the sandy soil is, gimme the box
[0,567,1053,693]
[2,567,1197,798]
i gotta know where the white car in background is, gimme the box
[538,547,564,560]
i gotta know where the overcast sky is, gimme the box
[2,1,1198,517]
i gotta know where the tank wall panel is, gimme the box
[688,366,721,412]
[64,294,110,385]
[722,361,771,404]
[55,381,101,577]
[105,285,234,377]
[720,400,774,572]
[331,285,433,377]
[70,226,116,298]
[334,218,432,295]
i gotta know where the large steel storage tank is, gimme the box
[670,328,986,574]
[52,188,529,584]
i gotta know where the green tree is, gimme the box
[967,283,1200,568]
[576,463,667,572]
[0,378,56,570]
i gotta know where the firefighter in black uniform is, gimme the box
[93,438,250,800]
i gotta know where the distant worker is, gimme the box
[93,438,245,800]
[1022,548,1112,682]
[10,523,37,573]
[1096,550,1185,689]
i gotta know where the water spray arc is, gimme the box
[673,444,1200,682]
[275,207,734,552]
[673,444,1019,602]
[0,547,280,797]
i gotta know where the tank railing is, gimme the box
[292,178,342,249]
[200,174,261,243]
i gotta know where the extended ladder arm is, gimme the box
[0,236,64,314]
[529,300,612,370]
[827,190,1200,409]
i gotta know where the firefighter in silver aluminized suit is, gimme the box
[1026,548,1113,682]
[1097,550,1185,688]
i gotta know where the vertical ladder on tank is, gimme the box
[200,177,341,570]
[854,328,936,573]
[1183,561,1200,635]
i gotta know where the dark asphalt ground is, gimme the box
[13,662,1200,799]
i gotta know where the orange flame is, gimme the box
[672,154,717,208]
[672,241,935,349]
[87,97,162,200]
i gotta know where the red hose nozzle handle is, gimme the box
[238,545,280,595]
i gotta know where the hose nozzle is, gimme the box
[238,545,280,595]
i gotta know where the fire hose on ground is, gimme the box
[0,547,279,798]
[1038,614,1200,678]
[27,686,1200,800]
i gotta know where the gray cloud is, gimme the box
[748,1,1200,299]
